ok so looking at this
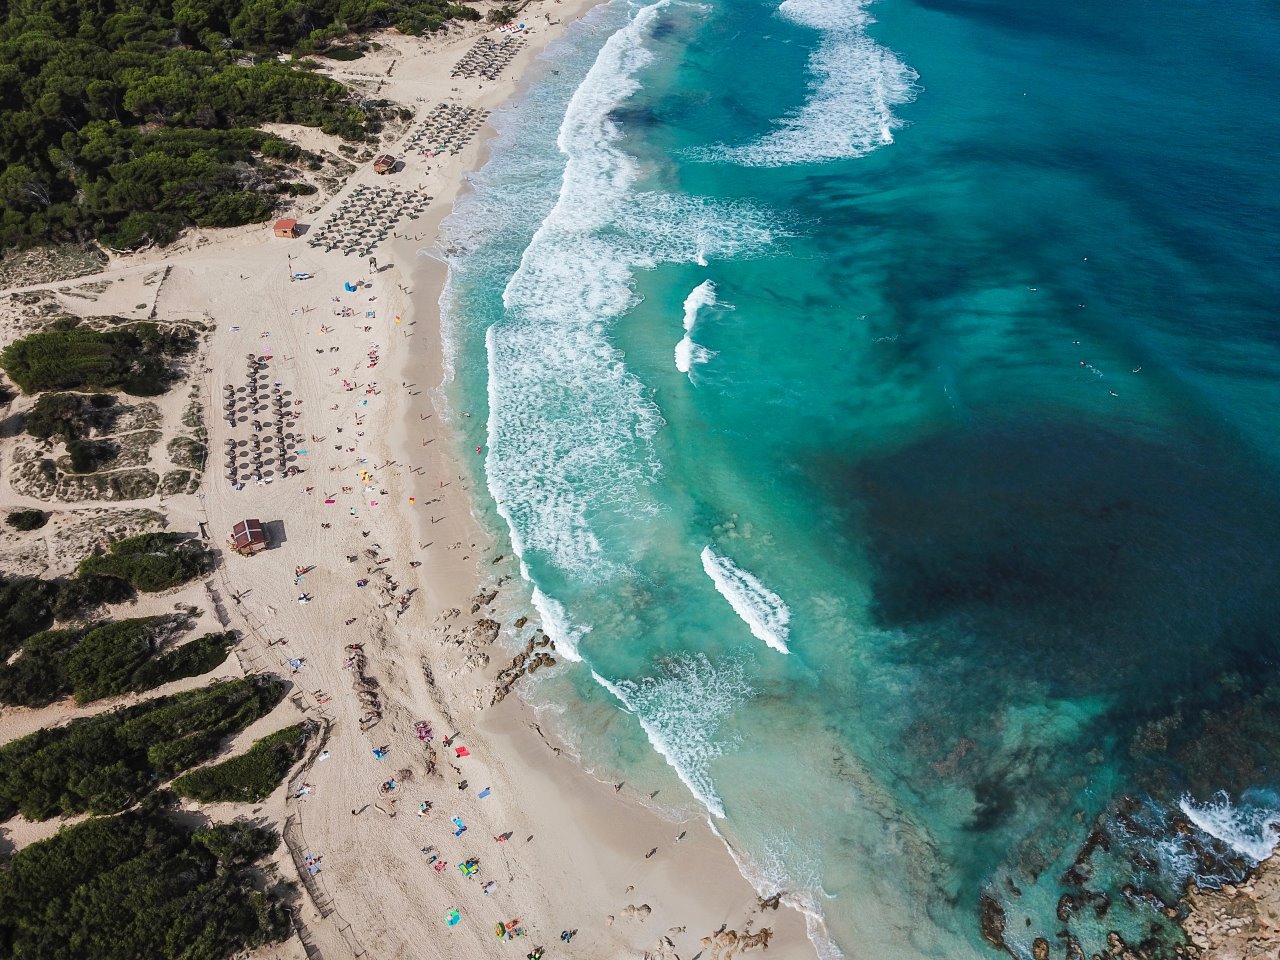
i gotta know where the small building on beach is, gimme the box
[273,218,299,238]
[372,154,397,175]
[229,518,268,555]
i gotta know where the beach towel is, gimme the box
[455,746,470,758]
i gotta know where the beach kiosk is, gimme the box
[229,518,267,556]
[372,154,397,175]
[273,218,299,238]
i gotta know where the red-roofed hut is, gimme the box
[230,518,267,555]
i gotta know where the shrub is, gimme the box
[66,437,117,473]
[53,573,135,620]
[0,578,58,657]
[174,722,311,803]
[24,392,116,440]
[0,628,81,706]
[0,321,193,395]
[79,532,210,592]
[63,618,175,704]
[5,509,48,531]
[0,676,286,820]
[130,631,236,691]
[0,619,230,707]
[0,810,289,960]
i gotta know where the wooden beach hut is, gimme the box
[229,518,267,555]
[372,154,397,175]
[273,218,299,238]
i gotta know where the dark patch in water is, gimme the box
[848,419,1280,701]
[971,774,1018,831]
[608,104,662,130]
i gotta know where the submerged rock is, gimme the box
[980,894,1008,951]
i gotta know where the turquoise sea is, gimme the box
[437,0,1280,956]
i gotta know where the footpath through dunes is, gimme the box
[0,5,812,960]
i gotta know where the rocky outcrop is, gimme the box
[1180,856,1280,959]
[699,926,773,959]
[980,894,1009,952]
[489,629,557,706]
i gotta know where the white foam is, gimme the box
[1180,792,1280,864]
[674,279,718,374]
[484,0,779,580]
[528,579,587,663]
[700,0,917,168]
[709,821,845,960]
[701,546,792,654]
[682,279,718,333]
[593,655,751,819]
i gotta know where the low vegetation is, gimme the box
[50,572,136,620]
[0,577,59,657]
[0,807,290,960]
[78,531,211,592]
[0,675,286,820]
[0,535,207,655]
[24,392,117,440]
[0,620,234,707]
[0,318,195,395]
[4,508,48,530]
[1,0,481,249]
[0,573,145,655]
[175,722,311,803]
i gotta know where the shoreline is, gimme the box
[0,5,1277,960]
[354,3,820,955]
[0,5,815,960]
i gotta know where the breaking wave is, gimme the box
[484,0,778,580]
[701,546,792,654]
[700,0,917,167]
[675,279,718,375]
[1180,792,1280,865]
[594,654,752,818]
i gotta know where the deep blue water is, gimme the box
[439,0,1280,956]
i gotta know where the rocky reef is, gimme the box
[1179,855,1280,959]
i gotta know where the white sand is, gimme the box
[0,7,817,959]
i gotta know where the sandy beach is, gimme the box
[0,6,814,959]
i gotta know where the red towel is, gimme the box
[455,746,470,758]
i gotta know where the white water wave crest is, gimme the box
[594,654,751,818]
[527,573,588,663]
[486,0,779,581]
[675,279,718,374]
[1180,792,1280,864]
[701,546,792,654]
[700,0,918,168]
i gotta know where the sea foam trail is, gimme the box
[593,655,751,819]
[485,0,778,580]
[675,279,718,374]
[701,546,792,654]
[702,0,917,167]
[527,571,587,664]
[1180,792,1280,864]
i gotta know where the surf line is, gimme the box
[701,546,791,654]
[675,279,718,375]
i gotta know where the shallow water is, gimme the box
[439,0,1280,956]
